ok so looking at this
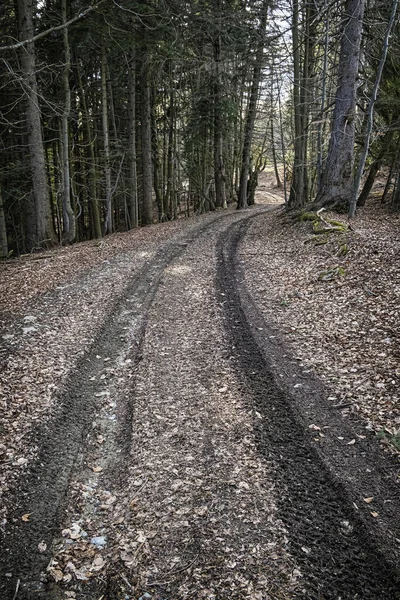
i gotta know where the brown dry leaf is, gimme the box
[370,511,379,518]
[51,569,64,582]
[21,513,31,522]
[75,569,90,581]
[92,555,105,571]
[363,497,374,504]
[92,466,103,473]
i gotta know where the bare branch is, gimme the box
[0,0,109,53]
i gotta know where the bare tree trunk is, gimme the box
[141,51,153,225]
[349,0,399,217]
[17,0,55,249]
[213,0,227,209]
[237,0,270,209]
[317,12,329,189]
[271,123,281,187]
[61,0,75,242]
[288,1,315,208]
[277,75,288,204]
[76,61,102,238]
[357,129,394,206]
[382,134,400,203]
[151,87,164,221]
[0,182,8,257]
[101,42,112,234]
[127,52,138,228]
[166,78,176,220]
[314,0,366,208]
[288,0,304,208]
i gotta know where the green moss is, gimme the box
[313,220,347,235]
[377,428,400,452]
[318,265,346,281]
[313,235,329,245]
[326,218,347,230]
[339,243,349,256]
[300,212,319,222]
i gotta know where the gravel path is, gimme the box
[0,206,399,600]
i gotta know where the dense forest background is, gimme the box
[0,0,399,255]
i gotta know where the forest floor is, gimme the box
[0,174,400,600]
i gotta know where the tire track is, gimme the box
[0,211,260,600]
[216,215,400,599]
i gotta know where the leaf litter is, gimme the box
[242,189,400,456]
[44,213,300,598]
[1,181,399,597]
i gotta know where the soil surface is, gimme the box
[1,180,400,600]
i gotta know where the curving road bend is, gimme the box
[0,206,399,599]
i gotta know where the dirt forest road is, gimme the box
[1,204,400,600]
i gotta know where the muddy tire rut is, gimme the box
[217,216,400,599]
[1,207,399,599]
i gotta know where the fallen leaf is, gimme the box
[75,569,90,581]
[137,531,146,543]
[363,497,374,504]
[21,513,31,522]
[92,466,103,473]
[51,569,64,582]
[347,439,356,445]
[371,511,379,518]
[92,556,105,571]
[70,523,82,540]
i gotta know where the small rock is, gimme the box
[22,326,37,335]
[91,536,107,548]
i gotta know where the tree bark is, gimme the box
[151,87,164,221]
[213,0,227,209]
[314,0,366,209]
[101,42,113,234]
[61,0,75,242]
[288,0,304,208]
[76,60,102,238]
[237,0,270,209]
[349,0,399,217]
[0,182,8,257]
[288,0,315,209]
[141,51,153,225]
[127,52,138,228]
[357,129,394,206]
[270,117,282,188]
[17,0,55,249]
[317,13,329,190]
